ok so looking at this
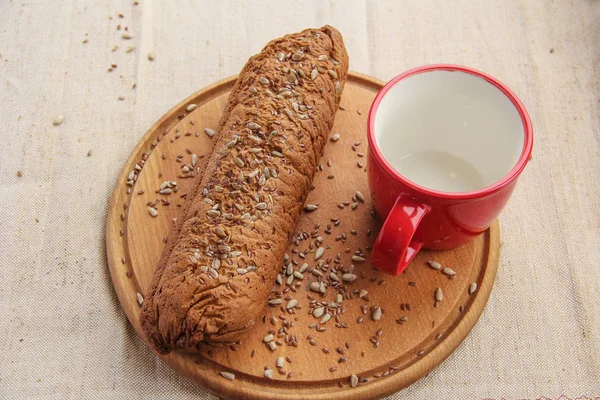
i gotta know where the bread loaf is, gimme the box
[140,25,348,354]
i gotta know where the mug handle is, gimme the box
[371,196,430,275]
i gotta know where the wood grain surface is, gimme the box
[106,72,500,400]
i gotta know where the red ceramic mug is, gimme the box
[367,65,533,275]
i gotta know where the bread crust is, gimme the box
[140,25,349,354]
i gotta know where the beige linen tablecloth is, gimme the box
[1,1,598,399]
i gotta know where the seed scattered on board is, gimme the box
[264,368,274,379]
[219,371,235,381]
[427,261,442,270]
[350,374,359,388]
[469,282,478,294]
[442,267,456,276]
[136,292,143,306]
[304,204,318,212]
[148,207,158,217]
[53,115,64,126]
[148,52,155,61]
[204,128,215,138]
[122,33,133,40]
[186,103,197,112]
[330,133,340,142]
[372,307,382,321]
[435,288,443,302]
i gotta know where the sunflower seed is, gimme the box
[372,307,382,321]
[328,69,338,79]
[271,151,284,158]
[304,204,318,212]
[268,299,282,306]
[204,128,215,138]
[310,68,319,80]
[159,188,172,195]
[247,122,261,130]
[212,259,221,270]
[335,294,343,303]
[276,357,285,368]
[293,271,303,280]
[435,288,443,301]
[315,247,325,260]
[53,115,64,126]
[342,273,357,282]
[442,267,456,276]
[351,255,365,262]
[359,289,368,298]
[330,133,340,142]
[226,138,237,148]
[148,207,158,217]
[121,33,133,39]
[286,299,298,309]
[313,307,325,318]
[263,334,274,343]
[355,191,365,203]
[318,54,328,61]
[350,374,358,388]
[299,263,308,273]
[334,81,341,95]
[209,268,219,279]
[291,51,304,61]
[268,342,277,351]
[219,371,235,381]
[321,314,331,323]
[191,154,198,166]
[128,171,135,181]
[259,77,269,85]
[147,52,155,61]
[229,251,242,258]
[427,261,442,270]
[136,292,144,306]
[256,202,268,210]
[330,272,339,282]
[310,282,321,292]
[264,368,274,379]
[469,282,478,294]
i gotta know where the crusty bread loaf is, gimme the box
[140,25,349,354]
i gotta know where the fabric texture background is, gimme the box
[0,0,598,399]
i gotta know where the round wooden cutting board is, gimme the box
[106,72,499,400]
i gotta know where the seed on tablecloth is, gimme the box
[148,52,155,61]
[53,115,64,126]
